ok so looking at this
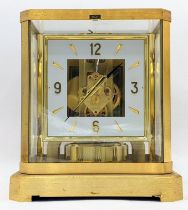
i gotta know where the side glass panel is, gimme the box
[154,23,163,162]
[29,24,38,161]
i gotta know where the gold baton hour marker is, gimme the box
[52,61,64,70]
[114,120,123,132]
[115,43,123,54]
[68,121,77,132]
[52,106,64,115]
[69,44,78,56]
[129,106,140,115]
[128,60,140,70]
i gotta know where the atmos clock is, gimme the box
[10,9,183,201]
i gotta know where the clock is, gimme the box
[10,9,183,201]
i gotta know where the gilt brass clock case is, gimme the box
[9,9,183,201]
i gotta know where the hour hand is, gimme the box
[65,75,106,121]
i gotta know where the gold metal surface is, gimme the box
[47,142,61,159]
[52,106,64,115]
[37,34,44,157]
[148,33,155,161]
[21,21,29,162]
[128,60,140,70]
[19,161,173,174]
[20,9,171,22]
[115,43,123,54]
[65,142,128,162]
[114,120,123,132]
[81,73,114,116]
[163,21,171,162]
[52,61,64,70]
[67,76,79,111]
[129,106,140,114]
[69,44,77,55]
[68,60,121,117]
[131,142,146,162]
[10,171,182,202]
[45,35,147,40]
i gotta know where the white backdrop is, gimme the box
[0,0,188,209]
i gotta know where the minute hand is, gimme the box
[106,62,122,78]
[65,62,122,121]
[65,75,106,121]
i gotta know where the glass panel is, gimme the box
[32,20,159,34]
[29,24,38,161]
[29,19,163,163]
[154,22,163,161]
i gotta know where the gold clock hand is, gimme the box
[65,62,122,121]
[86,62,122,99]
[65,75,106,121]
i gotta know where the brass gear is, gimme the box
[113,84,120,109]
[84,106,108,117]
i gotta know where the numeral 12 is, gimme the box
[90,43,101,55]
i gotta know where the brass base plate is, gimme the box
[9,171,183,202]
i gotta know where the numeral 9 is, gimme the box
[54,82,61,94]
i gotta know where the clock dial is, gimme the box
[47,38,145,137]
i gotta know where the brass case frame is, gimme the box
[9,9,183,202]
